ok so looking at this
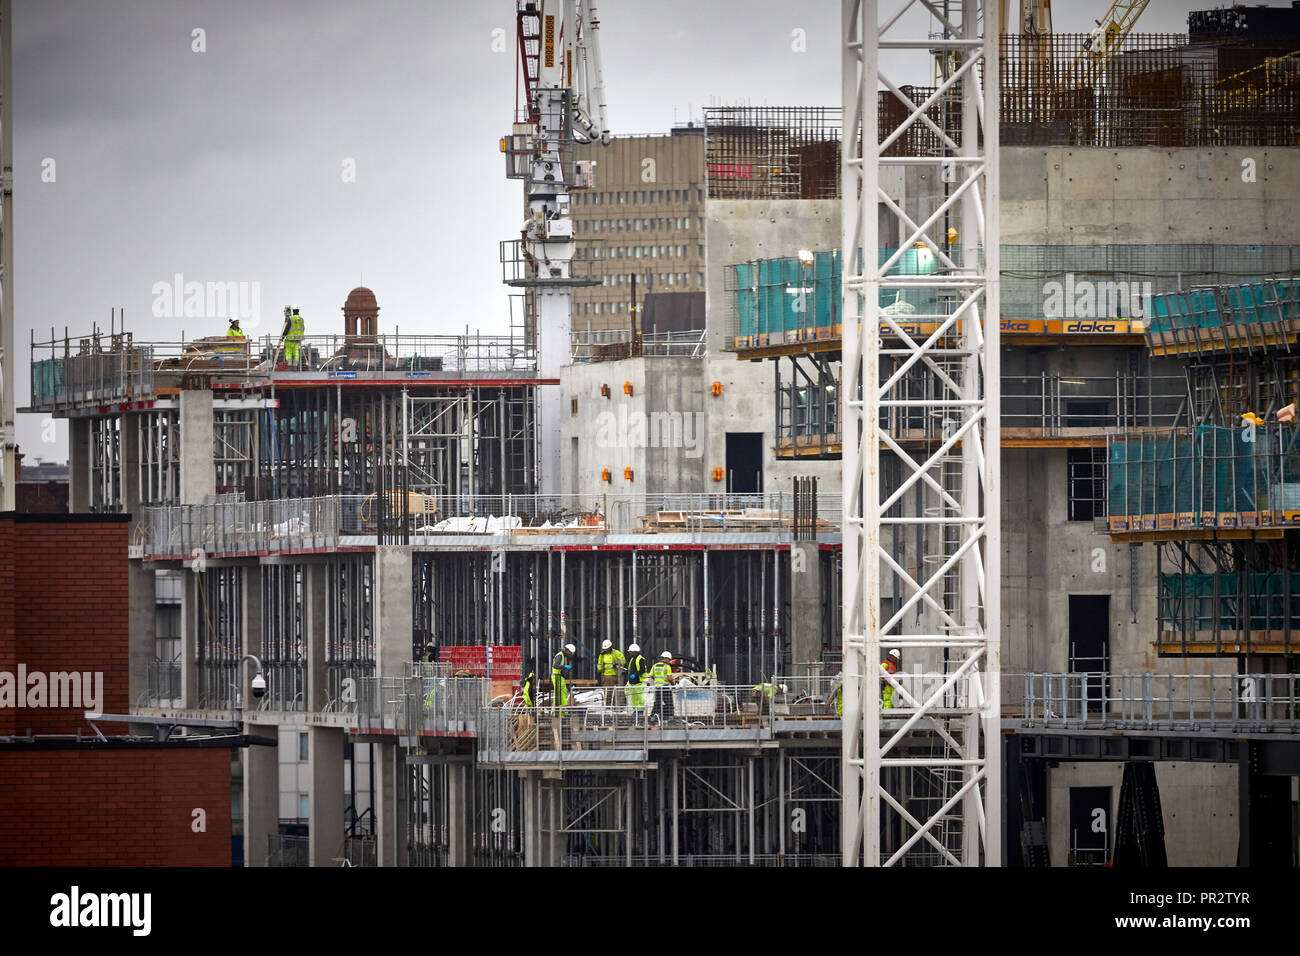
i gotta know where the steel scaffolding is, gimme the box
[841,0,1000,866]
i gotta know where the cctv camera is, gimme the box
[251,673,267,699]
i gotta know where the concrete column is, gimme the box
[242,732,279,867]
[375,742,408,867]
[68,417,90,512]
[127,561,155,710]
[180,571,201,709]
[120,412,141,518]
[374,545,413,678]
[523,771,542,867]
[304,563,328,711]
[790,542,822,676]
[546,777,562,865]
[179,389,215,505]
[240,564,262,707]
[308,726,346,867]
[448,762,472,867]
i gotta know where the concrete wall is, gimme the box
[1048,762,1238,867]
[705,199,841,356]
[561,353,841,500]
[1001,147,1300,245]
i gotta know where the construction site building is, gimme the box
[17,12,1300,867]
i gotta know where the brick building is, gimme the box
[0,512,247,866]
[569,127,706,333]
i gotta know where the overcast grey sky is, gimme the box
[12,0,1209,460]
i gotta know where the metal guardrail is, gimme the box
[1018,672,1300,733]
[267,834,310,868]
[143,496,343,558]
[570,329,707,362]
[31,345,154,409]
[354,675,491,736]
[144,659,182,706]
[28,331,536,412]
[1002,373,1183,435]
[571,853,840,867]
[140,491,846,557]
[477,683,778,760]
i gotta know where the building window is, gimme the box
[299,733,309,761]
[299,794,310,820]
[1067,448,1107,522]
[571,396,578,416]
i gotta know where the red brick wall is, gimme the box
[0,515,130,735]
[0,519,14,738]
[0,747,232,866]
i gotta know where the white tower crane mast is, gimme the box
[503,0,608,497]
[841,0,1001,866]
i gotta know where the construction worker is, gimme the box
[226,318,245,338]
[521,664,536,708]
[751,682,787,712]
[649,651,676,721]
[551,643,576,710]
[830,672,843,716]
[625,643,648,718]
[882,648,901,710]
[596,639,625,688]
[283,304,305,366]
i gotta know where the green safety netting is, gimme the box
[1160,572,1300,630]
[1109,425,1300,526]
[1147,277,1300,334]
[732,246,960,341]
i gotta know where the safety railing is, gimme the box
[143,659,182,706]
[477,683,777,760]
[30,343,154,410]
[570,328,708,362]
[337,834,377,867]
[1002,373,1183,435]
[778,671,978,714]
[1018,672,1300,733]
[140,491,846,557]
[28,331,536,411]
[266,332,536,375]
[354,675,491,736]
[570,853,841,867]
[142,495,343,559]
[267,834,310,868]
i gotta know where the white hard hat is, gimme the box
[565,643,576,654]
[888,648,901,660]
[601,639,612,650]
[292,303,300,310]
[628,643,640,653]
[661,651,672,660]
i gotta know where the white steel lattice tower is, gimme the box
[841,0,1001,866]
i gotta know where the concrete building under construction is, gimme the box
[8,1,1300,868]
